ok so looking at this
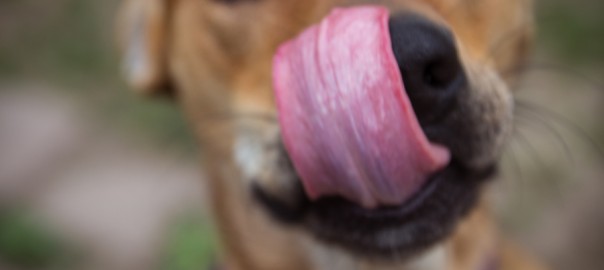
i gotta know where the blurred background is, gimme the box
[0,0,602,269]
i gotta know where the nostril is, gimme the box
[424,61,454,88]
[389,13,467,126]
[423,64,438,88]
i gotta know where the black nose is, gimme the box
[389,13,466,126]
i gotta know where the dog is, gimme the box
[117,0,546,269]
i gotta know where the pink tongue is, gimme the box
[273,6,451,209]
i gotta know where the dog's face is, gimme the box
[120,0,532,260]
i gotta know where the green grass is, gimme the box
[162,215,219,270]
[0,210,73,269]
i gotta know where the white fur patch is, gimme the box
[124,17,151,86]
[234,133,265,182]
[405,246,447,270]
[303,237,448,270]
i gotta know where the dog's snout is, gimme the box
[389,13,466,126]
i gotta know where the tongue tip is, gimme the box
[429,143,453,170]
[430,143,451,168]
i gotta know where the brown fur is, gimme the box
[117,0,546,269]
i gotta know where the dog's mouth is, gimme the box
[254,153,496,256]
[303,158,496,255]
[253,6,500,257]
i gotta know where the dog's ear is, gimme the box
[117,0,172,96]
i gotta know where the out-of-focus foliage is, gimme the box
[0,210,72,269]
[0,0,196,152]
[162,215,219,270]
[537,0,604,67]
[0,1,200,268]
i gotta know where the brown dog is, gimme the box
[118,0,545,269]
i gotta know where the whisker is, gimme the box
[515,100,604,159]
[513,122,567,201]
[504,135,526,184]
[507,62,604,93]
[504,136,529,205]
[513,109,576,167]
[511,127,550,176]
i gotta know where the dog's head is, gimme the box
[118,0,532,260]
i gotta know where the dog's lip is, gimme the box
[252,146,496,223]
[301,159,496,255]
[252,144,497,255]
[306,158,495,216]
[305,161,455,223]
[252,161,450,224]
[302,146,461,214]
[308,169,444,219]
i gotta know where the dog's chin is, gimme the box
[253,159,496,259]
